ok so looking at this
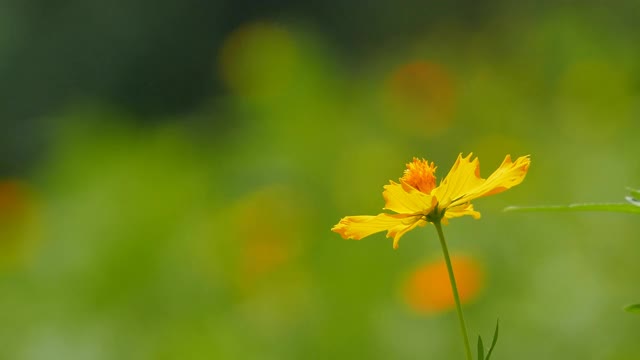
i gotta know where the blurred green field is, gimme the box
[1,4,640,359]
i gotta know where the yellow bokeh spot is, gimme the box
[218,22,298,100]
[402,255,484,313]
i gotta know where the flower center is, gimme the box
[401,158,437,194]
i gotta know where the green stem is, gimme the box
[433,220,472,360]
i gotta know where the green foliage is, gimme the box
[627,188,640,200]
[2,6,640,358]
[506,190,640,318]
[477,335,484,360]
[476,320,499,360]
[504,188,640,214]
[485,320,499,360]
[626,187,640,206]
[624,304,640,313]
[504,203,640,214]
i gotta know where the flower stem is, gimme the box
[433,220,472,360]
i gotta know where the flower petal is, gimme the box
[331,213,425,248]
[434,154,531,209]
[383,181,437,214]
[474,154,530,197]
[442,203,481,225]
[432,153,484,208]
[451,155,530,206]
[389,218,427,249]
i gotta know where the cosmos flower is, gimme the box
[331,153,530,249]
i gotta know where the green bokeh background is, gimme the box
[1,3,639,359]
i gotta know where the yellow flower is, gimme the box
[331,153,530,249]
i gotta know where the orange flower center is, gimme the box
[401,158,437,194]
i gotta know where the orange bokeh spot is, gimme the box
[0,180,41,269]
[227,186,307,293]
[385,61,456,136]
[0,180,29,218]
[402,255,484,314]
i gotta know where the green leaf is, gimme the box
[504,203,640,214]
[627,187,640,199]
[624,304,640,313]
[477,335,484,360]
[626,197,640,207]
[485,319,499,360]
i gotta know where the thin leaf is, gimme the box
[504,203,640,214]
[624,304,640,313]
[625,196,640,207]
[627,187,640,200]
[485,319,499,360]
[477,335,484,360]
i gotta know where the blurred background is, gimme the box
[1,1,640,359]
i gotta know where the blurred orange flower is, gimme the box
[332,153,530,248]
[0,180,41,268]
[385,61,456,136]
[228,187,306,293]
[402,256,484,313]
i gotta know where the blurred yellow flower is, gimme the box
[331,153,530,248]
[219,22,298,99]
